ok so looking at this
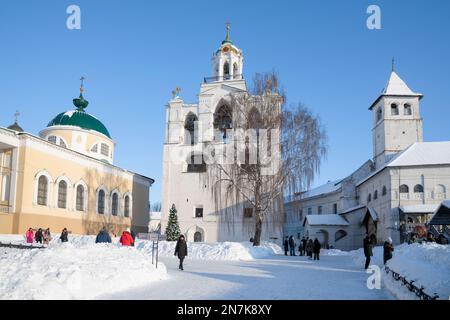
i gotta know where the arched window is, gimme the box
[223,62,230,79]
[91,144,98,153]
[399,184,409,193]
[48,136,57,144]
[414,184,424,193]
[213,105,232,142]
[98,190,105,214]
[37,176,48,206]
[376,108,382,122]
[47,136,67,148]
[382,186,387,196]
[124,195,130,217]
[76,185,84,211]
[57,181,67,209]
[233,63,239,79]
[436,184,446,199]
[391,103,399,115]
[374,190,378,200]
[187,153,206,173]
[404,104,412,115]
[59,140,67,148]
[194,231,202,242]
[111,193,118,216]
[367,193,371,202]
[100,143,110,157]
[184,113,198,145]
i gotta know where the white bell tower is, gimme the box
[370,66,424,169]
[211,23,244,81]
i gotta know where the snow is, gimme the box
[347,243,450,300]
[340,204,366,214]
[304,214,349,226]
[300,179,343,199]
[0,234,167,300]
[136,240,282,261]
[399,204,439,214]
[383,71,421,96]
[63,110,77,118]
[387,142,450,167]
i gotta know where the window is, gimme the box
[187,154,206,173]
[333,203,338,214]
[37,176,48,205]
[124,195,130,217]
[307,208,312,215]
[98,190,105,214]
[376,107,382,122]
[184,113,198,145]
[413,184,424,193]
[57,181,67,209]
[1,175,10,202]
[233,63,239,79]
[76,185,84,211]
[48,136,66,148]
[244,207,253,218]
[382,186,387,196]
[436,184,446,199]
[374,190,378,200]
[318,206,322,215]
[391,103,399,115]
[367,193,372,202]
[195,207,203,218]
[213,105,232,142]
[194,231,202,242]
[101,143,110,157]
[111,193,118,216]
[299,209,303,221]
[404,104,412,115]
[223,62,230,79]
[91,144,98,153]
[399,184,409,193]
[48,136,57,144]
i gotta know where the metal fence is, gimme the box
[385,266,439,300]
[0,242,46,250]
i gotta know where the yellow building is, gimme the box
[0,83,154,235]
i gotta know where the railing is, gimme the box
[385,266,439,300]
[204,74,243,83]
[0,242,46,250]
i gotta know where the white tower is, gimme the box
[370,67,423,169]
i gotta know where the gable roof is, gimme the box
[303,214,349,227]
[387,141,450,167]
[429,200,450,226]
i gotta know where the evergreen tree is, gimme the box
[165,204,181,241]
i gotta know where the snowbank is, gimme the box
[136,239,282,261]
[0,235,167,300]
[347,243,450,300]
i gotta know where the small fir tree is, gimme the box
[165,204,181,241]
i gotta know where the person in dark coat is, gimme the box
[305,239,314,259]
[436,234,448,245]
[383,237,394,265]
[363,235,373,269]
[301,237,307,256]
[130,230,136,247]
[174,234,188,270]
[283,236,289,256]
[96,227,112,243]
[35,228,43,244]
[60,228,68,243]
[288,236,296,256]
[313,238,321,260]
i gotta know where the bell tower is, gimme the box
[211,22,243,81]
[370,67,423,169]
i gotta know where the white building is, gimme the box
[285,70,450,250]
[161,27,283,242]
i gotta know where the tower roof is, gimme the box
[369,71,423,110]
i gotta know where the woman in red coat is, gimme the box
[120,228,134,246]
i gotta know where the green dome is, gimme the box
[47,110,111,138]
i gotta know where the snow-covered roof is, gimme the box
[367,207,378,221]
[340,204,366,214]
[303,214,349,226]
[383,71,422,96]
[399,204,439,214]
[298,179,343,199]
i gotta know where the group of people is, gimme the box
[408,232,448,245]
[95,227,136,246]
[25,227,68,245]
[363,235,394,269]
[284,236,322,261]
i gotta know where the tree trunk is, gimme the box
[253,211,262,246]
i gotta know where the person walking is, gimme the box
[119,228,134,246]
[288,235,296,256]
[174,234,188,270]
[25,228,34,244]
[313,238,321,260]
[35,228,43,244]
[60,228,68,243]
[306,239,314,260]
[96,227,112,243]
[298,241,303,256]
[283,236,289,256]
[383,237,394,265]
[301,237,307,256]
[363,234,373,269]
[43,228,52,245]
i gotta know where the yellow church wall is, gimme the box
[0,213,13,234]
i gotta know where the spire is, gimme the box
[7,110,24,132]
[73,76,89,111]
[222,21,232,45]
[14,110,20,124]
[383,71,418,96]
[391,57,395,72]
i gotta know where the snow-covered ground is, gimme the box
[0,234,167,300]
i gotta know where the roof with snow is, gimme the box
[429,200,450,226]
[303,214,349,227]
[369,71,423,110]
[298,179,343,199]
[399,204,440,214]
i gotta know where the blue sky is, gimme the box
[1,0,450,205]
